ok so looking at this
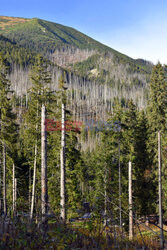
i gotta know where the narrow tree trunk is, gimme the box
[29,167,31,209]
[30,102,38,219]
[118,139,122,229]
[104,165,107,227]
[15,178,17,214]
[3,143,6,217]
[158,131,164,248]
[13,163,16,216]
[30,142,37,219]
[41,105,47,224]
[129,161,133,240]
[60,102,66,223]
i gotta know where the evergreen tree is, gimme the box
[0,53,18,215]
[147,63,167,216]
[20,55,54,214]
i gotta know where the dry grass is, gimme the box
[0,16,30,30]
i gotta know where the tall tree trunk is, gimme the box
[13,163,16,216]
[60,102,66,223]
[30,101,39,220]
[118,139,122,229]
[104,165,107,227]
[29,167,31,210]
[41,105,47,224]
[15,178,17,214]
[158,131,164,248]
[30,142,37,219]
[129,161,133,240]
[3,143,6,217]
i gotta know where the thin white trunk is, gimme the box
[13,164,16,216]
[158,131,164,248]
[30,142,37,219]
[30,101,39,219]
[15,178,17,214]
[129,161,133,240]
[104,165,107,227]
[41,105,47,223]
[29,166,31,209]
[60,102,66,223]
[118,140,122,228]
[3,143,6,216]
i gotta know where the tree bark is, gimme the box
[13,163,16,216]
[129,161,133,240]
[104,165,107,227]
[158,131,164,248]
[30,142,37,219]
[3,143,6,217]
[118,139,122,229]
[60,102,66,223]
[15,178,17,214]
[29,166,31,210]
[30,102,39,219]
[41,105,47,224]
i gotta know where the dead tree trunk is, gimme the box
[41,104,47,224]
[15,178,17,214]
[13,163,16,216]
[30,102,39,218]
[30,142,37,219]
[118,139,122,229]
[60,102,66,223]
[104,165,107,227]
[158,131,164,248]
[3,143,6,217]
[29,167,31,210]
[129,161,133,240]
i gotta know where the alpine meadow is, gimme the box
[0,15,166,249]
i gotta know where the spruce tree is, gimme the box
[147,63,167,216]
[0,53,18,216]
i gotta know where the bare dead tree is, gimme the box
[129,161,133,240]
[30,142,37,220]
[41,105,48,224]
[3,143,6,217]
[60,102,66,223]
[13,163,16,216]
[118,139,122,229]
[158,131,164,248]
[30,103,39,220]
[15,178,17,215]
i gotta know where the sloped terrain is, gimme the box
[0,15,153,112]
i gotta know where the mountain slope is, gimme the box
[0,16,151,69]
[0,15,153,111]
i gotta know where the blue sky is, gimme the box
[1,0,167,64]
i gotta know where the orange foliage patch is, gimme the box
[0,16,30,30]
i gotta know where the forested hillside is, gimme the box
[0,15,153,113]
[0,15,166,249]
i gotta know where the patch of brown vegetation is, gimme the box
[0,16,30,30]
